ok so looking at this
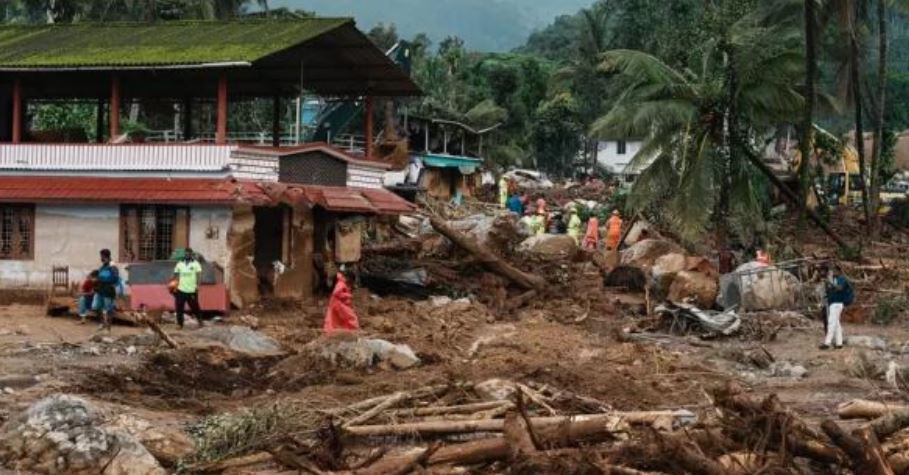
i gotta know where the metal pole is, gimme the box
[295,96,301,144]
[424,123,429,152]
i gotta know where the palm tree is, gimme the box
[798,0,818,229]
[591,10,805,244]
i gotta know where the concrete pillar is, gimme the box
[109,76,121,140]
[364,95,374,159]
[11,78,22,144]
[216,74,228,145]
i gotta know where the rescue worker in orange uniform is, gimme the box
[605,210,623,250]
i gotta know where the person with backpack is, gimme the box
[820,265,854,350]
[93,249,120,333]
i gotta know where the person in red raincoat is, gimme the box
[606,210,623,250]
[323,272,359,333]
[583,216,600,250]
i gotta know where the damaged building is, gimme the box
[0,19,418,309]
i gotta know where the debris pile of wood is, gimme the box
[197,383,909,474]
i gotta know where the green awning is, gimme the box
[420,153,482,174]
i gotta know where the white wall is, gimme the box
[596,140,643,174]
[189,206,234,283]
[347,164,385,189]
[0,204,234,289]
[0,204,120,288]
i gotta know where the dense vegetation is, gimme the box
[5,0,909,246]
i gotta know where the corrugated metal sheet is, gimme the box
[0,176,267,204]
[0,144,234,172]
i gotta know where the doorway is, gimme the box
[253,206,288,295]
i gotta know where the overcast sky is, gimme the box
[272,0,592,52]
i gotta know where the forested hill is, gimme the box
[275,0,591,52]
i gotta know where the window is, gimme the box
[617,140,627,155]
[0,204,34,260]
[120,205,189,262]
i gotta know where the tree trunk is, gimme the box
[743,146,852,250]
[428,215,546,291]
[869,0,889,238]
[851,1,871,227]
[798,0,818,230]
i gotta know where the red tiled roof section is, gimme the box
[261,182,416,215]
[0,176,268,204]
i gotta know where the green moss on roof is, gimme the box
[0,18,352,68]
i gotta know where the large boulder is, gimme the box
[652,253,687,296]
[721,262,800,311]
[193,326,283,356]
[668,271,718,308]
[0,395,165,475]
[620,239,684,270]
[103,415,194,467]
[517,234,578,260]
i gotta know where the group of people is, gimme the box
[77,247,204,331]
[499,177,624,251]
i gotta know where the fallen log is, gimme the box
[343,411,692,437]
[872,409,909,440]
[504,411,537,459]
[189,451,273,473]
[387,401,510,418]
[428,215,545,290]
[342,391,408,428]
[839,400,909,420]
[367,410,628,468]
[135,312,178,349]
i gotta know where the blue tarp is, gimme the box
[419,153,482,174]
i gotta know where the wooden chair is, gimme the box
[45,265,71,316]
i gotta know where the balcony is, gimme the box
[0,143,235,175]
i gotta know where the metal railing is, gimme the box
[733,258,827,312]
[0,143,234,172]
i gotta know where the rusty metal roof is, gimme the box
[0,176,267,204]
[260,182,415,215]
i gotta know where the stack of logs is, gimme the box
[200,382,909,474]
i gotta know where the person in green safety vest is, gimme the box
[498,176,510,208]
[172,248,203,329]
[567,205,582,244]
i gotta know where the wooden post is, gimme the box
[216,74,228,145]
[271,95,280,147]
[11,78,22,144]
[364,95,374,159]
[95,98,105,143]
[109,76,121,140]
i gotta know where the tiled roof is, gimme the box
[0,176,267,204]
[260,182,415,215]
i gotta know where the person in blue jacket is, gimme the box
[93,249,120,333]
[506,192,524,215]
[820,265,854,350]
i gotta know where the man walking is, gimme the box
[173,248,203,329]
[94,249,120,333]
[820,265,854,350]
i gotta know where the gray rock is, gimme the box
[769,361,808,378]
[0,395,165,475]
[193,325,283,355]
[118,331,161,347]
[308,338,420,370]
[518,234,578,259]
[846,335,888,351]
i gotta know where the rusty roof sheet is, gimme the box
[262,183,415,215]
[0,176,268,204]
